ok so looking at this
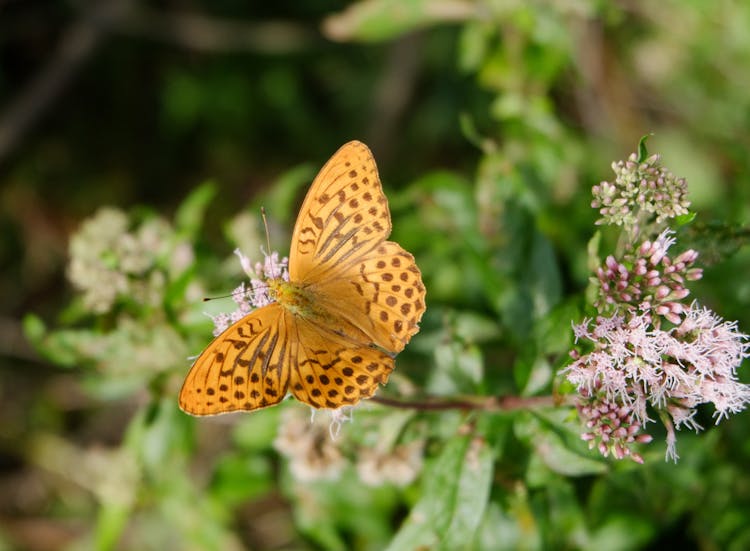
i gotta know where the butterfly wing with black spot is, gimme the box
[289,140,392,283]
[288,315,395,409]
[287,140,425,353]
[179,304,292,415]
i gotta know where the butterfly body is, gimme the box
[268,278,319,319]
[269,278,365,343]
[179,141,425,415]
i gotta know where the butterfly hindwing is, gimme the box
[289,316,395,409]
[179,304,291,415]
[314,241,426,354]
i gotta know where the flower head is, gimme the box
[595,230,702,325]
[592,151,690,231]
[208,249,289,335]
[356,439,424,487]
[68,207,191,313]
[564,305,750,461]
[273,406,347,482]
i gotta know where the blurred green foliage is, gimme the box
[3,1,750,550]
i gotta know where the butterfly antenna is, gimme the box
[203,279,269,303]
[261,206,272,257]
[202,293,235,302]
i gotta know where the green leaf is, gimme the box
[163,265,196,309]
[23,322,94,368]
[528,229,562,317]
[210,452,273,505]
[534,298,581,356]
[458,112,486,150]
[22,313,46,349]
[458,21,492,73]
[636,134,652,163]
[94,502,132,551]
[674,212,697,226]
[586,516,655,551]
[261,163,317,223]
[124,397,191,475]
[443,439,495,549]
[515,354,553,397]
[515,411,607,480]
[174,181,217,238]
[430,341,484,394]
[232,407,282,450]
[452,311,502,344]
[387,435,494,551]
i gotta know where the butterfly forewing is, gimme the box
[289,141,392,282]
[179,304,291,415]
[288,140,426,353]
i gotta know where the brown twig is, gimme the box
[369,393,568,412]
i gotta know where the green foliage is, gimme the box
[323,0,475,42]
[5,1,750,550]
[386,434,494,551]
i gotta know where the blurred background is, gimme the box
[2,1,750,550]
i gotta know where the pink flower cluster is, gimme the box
[208,249,289,335]
[566,306,750,462]
[596,230,702,324]
[566,143,749,462]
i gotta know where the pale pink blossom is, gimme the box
[564,304,750,462]
[207,249,289,334]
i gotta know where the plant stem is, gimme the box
[369,394,569,412]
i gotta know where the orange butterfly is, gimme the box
[179,141,425,415]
